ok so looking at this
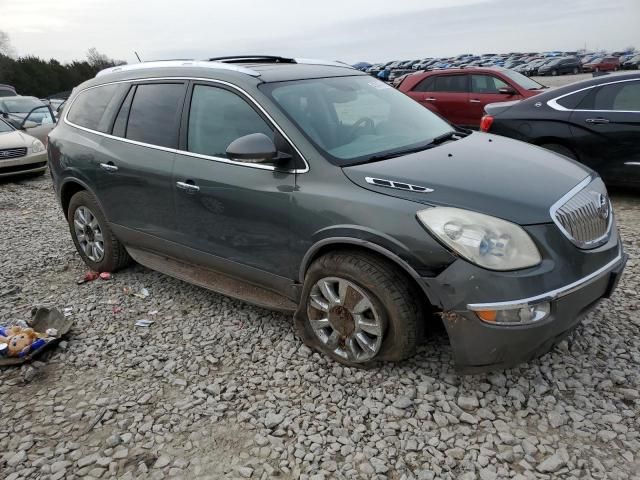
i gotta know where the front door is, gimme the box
[172,82,295,280]
[21,106,56,143]
[468,74,520,127]
[569,79,640,185]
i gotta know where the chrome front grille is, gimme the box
[0,147,27,160]
[551,177,612,249]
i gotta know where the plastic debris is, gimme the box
[134,287,150,299]
[63,307,73,317]
[135,319,154,327]
[77,271,99,284]
[99,272,112,280]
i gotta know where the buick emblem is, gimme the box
[596,193,610,220]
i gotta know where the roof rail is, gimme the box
[294,58,355,69]
[96,60,261,78]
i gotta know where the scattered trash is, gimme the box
[63,307,73,317]
[134,287,150,299]
[135,319,154,328]
[0,307,73,366]
[77,271,99,284]
[148,310,159,316]
[78,271,112,284]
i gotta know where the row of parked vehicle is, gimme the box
[355,49,640,83]
[0,84,63,178]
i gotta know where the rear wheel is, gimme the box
[551,69,558,76]
[297,251,421,367]
[540,143,577,160]
[572,67,579,74]
[67,191,131,272]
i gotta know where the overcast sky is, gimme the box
[2,0,639,64]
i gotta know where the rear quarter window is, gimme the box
[67,84,122,132]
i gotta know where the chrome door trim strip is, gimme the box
[63,76,310,174]
[546,77,640,113]
[624,162,640,166]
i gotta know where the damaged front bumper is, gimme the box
[420,227,627,373]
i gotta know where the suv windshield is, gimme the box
[261,76,453,166]
[500,69,545,90]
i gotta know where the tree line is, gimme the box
[0,31,124,99]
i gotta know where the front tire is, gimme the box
[67,191,131,272]
[551,69,558,76]
[296,251,421,367]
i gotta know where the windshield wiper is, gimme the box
[362,131,466,164]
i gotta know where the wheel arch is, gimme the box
[298,237,442,308]
[60,178,106,220]
[532,136,580,160]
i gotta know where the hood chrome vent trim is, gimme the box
[365,177,434,193]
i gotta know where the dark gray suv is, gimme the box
[48,56,626,372]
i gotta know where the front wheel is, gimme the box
[67,191,131,272]
[296,251,421,367]
[572,67,579,74]
[551,69,558,76]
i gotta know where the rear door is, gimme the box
[569,79,640,185]
[468,74,518,127]
[94,81,187,240]
[408,74,469,125]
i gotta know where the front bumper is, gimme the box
[421,232,626,373]
[0,152,48,178]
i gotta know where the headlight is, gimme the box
[416,207,541,270]
[30,139,46,154]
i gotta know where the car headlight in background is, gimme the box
[416,207,541,271]
[29,139,46,154]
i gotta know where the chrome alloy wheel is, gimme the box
[73,206,105,262]
[307,277,385,362]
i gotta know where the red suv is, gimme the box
[582,56,620,73]
[398,68,546,128]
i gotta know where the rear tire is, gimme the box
[67,191,131,272]
[552,69,558,76]
[540,143,578,160]
[572,67,579,74]
[295,250,421,367]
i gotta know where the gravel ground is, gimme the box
[0,174,639,480]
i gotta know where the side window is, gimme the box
[24,106,54,126]
[593,81,640,111]
[187,84,273,159]
[125,83,185,148]
[471,75,509,94]
[67,84,121,132]
[112,87,135,138]
[556,89,592,109]
[412,77,435,92]
[432,75,468,93]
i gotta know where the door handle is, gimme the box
[425,97,436,101]
[99,162,118,172]
[585,118,610,124]
[469,99,481,103]
[176,181,200,193]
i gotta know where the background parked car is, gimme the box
[481,73,640,187]
[537,56,582,76]
[0,117,48,178]
[0,84,17,97]
[399,67,546,128]
[622,54,640,70]
[583,56,620,72]
[0,96,56,143]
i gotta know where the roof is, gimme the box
[95,57,363,84]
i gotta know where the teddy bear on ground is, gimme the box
[0,326,47,358]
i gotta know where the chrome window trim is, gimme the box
[96,61,260,78]
[63,76,310,174]
[547,77,640,113]
[468,246,623,311]
[549,174,613,249]
[625,162,640,166]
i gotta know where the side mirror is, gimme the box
[498,87,516,95]
[226,133,277,163]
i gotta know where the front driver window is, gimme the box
[471,75,509,94]
[187,85,274,160]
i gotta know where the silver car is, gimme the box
[0,118,48,178]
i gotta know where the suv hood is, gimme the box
[342,132,590,225]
